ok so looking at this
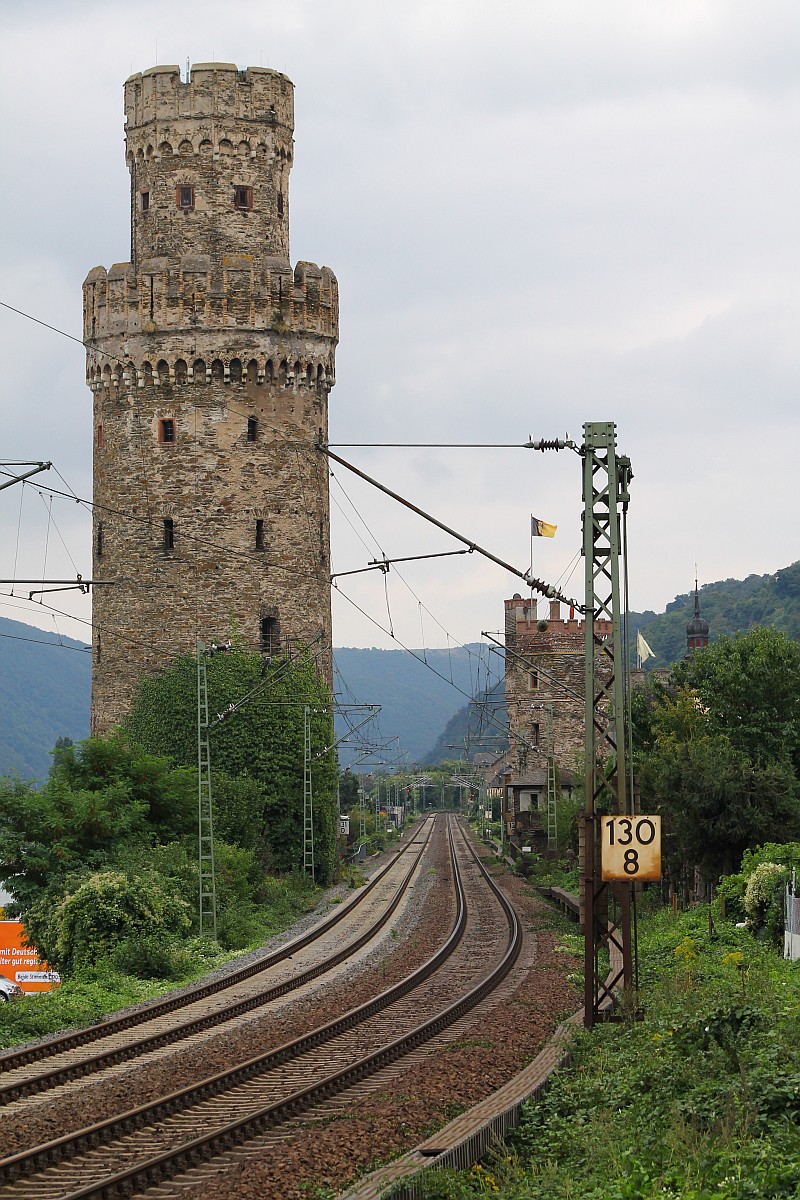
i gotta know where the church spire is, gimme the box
[686,575,709,655]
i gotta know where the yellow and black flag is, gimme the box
[531,515,557,538]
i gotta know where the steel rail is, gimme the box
[0,817,520,1199]
[0,820,434,1081]
[0,819,435,1105]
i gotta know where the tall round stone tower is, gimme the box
[83,64,338,733]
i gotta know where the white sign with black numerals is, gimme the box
[601,815,662,881]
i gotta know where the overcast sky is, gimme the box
[2,0,800,661]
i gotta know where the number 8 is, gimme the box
[623,848,639,875]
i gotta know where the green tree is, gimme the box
[636,629,800,881]
[0,738,195,910]
[673,625,800,771]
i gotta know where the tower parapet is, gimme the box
[84,65,337,733]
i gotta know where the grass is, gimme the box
[410,904,800,1200]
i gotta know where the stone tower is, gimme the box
[83,64,338,732]
[504,595,612,775]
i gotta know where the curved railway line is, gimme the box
[0,817,437,1106]
[0,815,522,1200]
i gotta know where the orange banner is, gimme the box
[0,921,60,993]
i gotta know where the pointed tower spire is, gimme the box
[686,573,709,656]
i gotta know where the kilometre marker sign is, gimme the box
[601,816,662,881]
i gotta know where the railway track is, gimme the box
[0,816,436,1106]
[0,815,521,1200]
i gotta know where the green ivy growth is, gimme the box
[124,644,338,884]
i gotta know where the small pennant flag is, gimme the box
[531,515,557,538]
[637,631,655,662]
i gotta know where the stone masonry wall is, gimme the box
[504,596,612,776]
[84,64,337,732]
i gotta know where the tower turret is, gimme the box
[83,64,338,733]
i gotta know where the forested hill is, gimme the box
[4,562,800,778]
[630,561,800,669]
[332,645,503,767]
[0,617,91,779]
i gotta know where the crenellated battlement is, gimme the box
[124,64,293,137]
[83,258,338,340]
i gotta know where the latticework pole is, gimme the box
[303,704,315,879]
[581,422,633,1027]
[546,703,558,854]
[196,642,217,940]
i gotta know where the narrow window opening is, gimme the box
[529,669,538,690]
[96,424,104,449]
[96,521,104,558]
[149,275,155,319]
[234,185,253,210]
[277,191,284,218]
[247,416,258,442]
[260,615,280,655]
[159,418,175,444]
[141,190,150,212]
[530,723,540,748]
[163,518,174,553]
[176,185,194,210]
[255,519,265,551]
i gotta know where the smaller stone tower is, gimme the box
[503,595,612,775]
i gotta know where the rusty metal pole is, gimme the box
[581,422,634,1027]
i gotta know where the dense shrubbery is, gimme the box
[0,645,338,999]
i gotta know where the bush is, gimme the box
[743,861,788,945]
[111,935,196,980]
[36,870,191,973]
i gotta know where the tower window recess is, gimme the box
[247,416,258,442]
[96,521,104,557]
[159,418,175,444]
[529,669,538,690]
[255,519,265,550]
[277,191,284,218]
[234,186,253,210]
[260,615,280,655]
[163,518,175,553]
[530,723,540,748]
[176,185,195,210]
[96,424,104,449]
[141,190,150,212]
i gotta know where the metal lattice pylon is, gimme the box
[581,422,634,1028]
[303,704,315,879]
[546,704,558,854]
[196,642,217,940]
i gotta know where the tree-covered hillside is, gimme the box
[0,618,91,779]
[6,561,800,778]
[631,561,800,668]
[332,644,502,765]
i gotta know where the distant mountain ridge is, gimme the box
[0,617,91,780]
[4,561,800,778]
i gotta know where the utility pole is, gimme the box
[359,788,367,844]
[581,421,633,1027]
[196,642,217,939]
[546,703,557,855]
[303,705,315,879]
